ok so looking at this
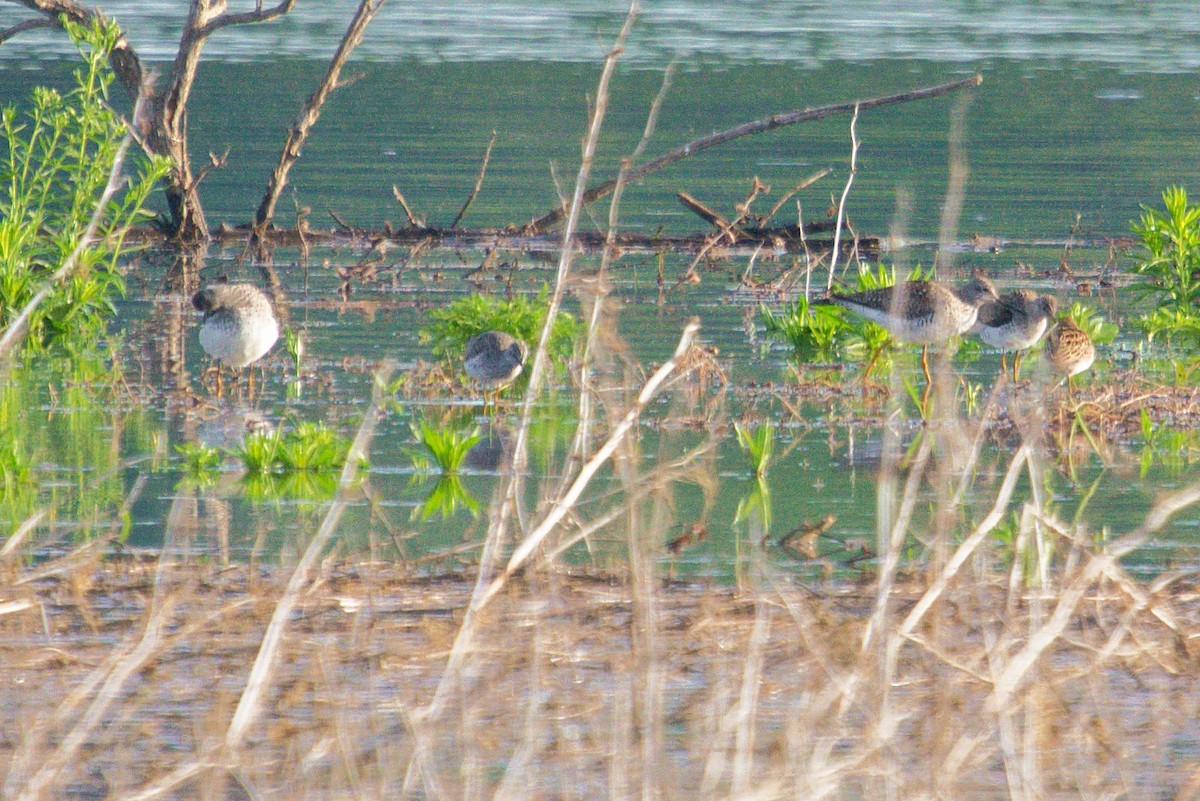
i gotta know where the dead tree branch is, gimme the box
[525,73,983,233]
[252,0,385,248]
[0,16,52,44]
[450,129,497,230]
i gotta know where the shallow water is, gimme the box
[1,3,1199,577]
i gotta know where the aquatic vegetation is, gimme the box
[1130,186,1200,347]
[409,421,481,475]
[760,295,845,360]
[419,286,578,367]
[0,18,167,353]
[734,421,773,477]
[1138,409,1200,477]
[413,474,480,521]
[234,423,355,475]
[176,442,222,475]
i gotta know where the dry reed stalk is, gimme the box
[416,4,641,725]
[480,317,700,607]
[12,605,175,800]
[225,361,394,751]
[933,93,972,274]
[898,444,1030,641]
[0,509,47,562]
[824,104,860,292]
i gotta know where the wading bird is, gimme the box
[1043,314,1095,398]
[973,288,1057,380]
[464,330,528,407]
[192,283,279,397]
[816,276,998,387]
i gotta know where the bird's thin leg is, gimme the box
[1011,351,1022,382]
[215,367,224,398]
[1000,352,1009,376]
[921,346,932,413]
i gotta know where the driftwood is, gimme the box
[252,0,385,248]
[525,74,983,233]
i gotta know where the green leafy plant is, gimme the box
[734,421,774,478]
[409,421,480,475]
[1130,186,1200,347]
[419,286,577,366]
[233,423,354,475]
[760,296,847,360]
[0,17,168,352]
[1063,302,1118,346]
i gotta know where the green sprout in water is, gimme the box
[734,421,773,478]
[233,423,354,475]
[409,421,480,475]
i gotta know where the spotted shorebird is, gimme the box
[192,283,279,397]
[464,330,528,406]
[817,277,998,385]
[973,288,1057,380]
[1043,314,1095,396]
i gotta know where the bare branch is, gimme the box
[450,129,497,230]
[526,73,984,233]
[252,0,385,242]
[0,16,52,45]
[196,0,297,38]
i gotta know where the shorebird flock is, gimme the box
[818,273,1094,390]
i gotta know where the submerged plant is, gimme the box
[760,295,846,360]
[0,17,168,352]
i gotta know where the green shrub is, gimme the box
[1131,186,1200,347]
[0,17,167,352]
[419,286,577,366]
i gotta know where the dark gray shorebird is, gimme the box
[192,283,280,396]
[1043,314,1095,396]
[464,330,529,405]
[973,288,1057,380]
[816,277,999,384]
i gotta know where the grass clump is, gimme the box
[232,423,355,476]
[0,17,168,353]
[409,421,480,475]
[1131,186,1200,347]
[419,286,577,366]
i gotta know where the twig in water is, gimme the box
[527,74,983,232]
[450,130,497,230]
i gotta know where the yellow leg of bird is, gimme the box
[1012,351,1022,382]
[215,367,224,398]
[920,346,932,413]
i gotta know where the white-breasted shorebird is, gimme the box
[817,276,998,384]
[192,283,279,397]
[464,330,528,405]
[974,288,1057,380]
[1043,314,1095,396]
